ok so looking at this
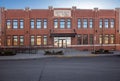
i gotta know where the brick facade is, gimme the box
[0,6,120,51]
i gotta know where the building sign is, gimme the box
[54,10,71,17]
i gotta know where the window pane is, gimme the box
[99,19,103,28]
[54,19,58,28]
[37,36,42,45]
[89,19,93,28]
[60,19,65,28]
[89,34,93,44]
[13,36,18,46]
[37,19,42,29]
[13,20,18,29]
[20,36,24,45]
[110,19,114,28]
[83,19,88,28]
[43,36,47,45]
[20,19,24,29]
[83,34,88,44]
[78,19,81,28]
[104,19,109,28]
[7,36,11,46]
[6,20,11,29]
[99,35,103,44]
[43,19,47,29]
[31,36,35,45]
[104,35,109,44]
[110,35,114,44]
[67,19,71,28]
[30,19,34,29]
[77,34,82,44]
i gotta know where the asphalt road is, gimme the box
[0,56,120,81]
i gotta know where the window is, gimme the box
[7,36,11,46]
[6,20,11,29]
[54,19,58,28]
[104,19,109,28]
[110,35,114,44]
[20,36,24,45]
[89,19,93,28]
[13,36,18,46]
[60,19,65,28]
[83,34,88,44]
[99,19,103,28]
[77,34,82,44]
[110,19,114,28]
[43,36,47,45]
[20,19,24,29]
[36,36,42,45]
[67,19,71,28]
[78,19,81,28]
[99,35,103,44]
[0,38,1,46]
[36,19,42,29]
[89,34,93,44]
[43,19,47,29]
[30,19,34,29]
[104,35,109,44]
[83,19,88,28]
[13,20,18,29]
[30,36,35,45]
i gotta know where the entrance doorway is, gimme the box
[54,37,71,48]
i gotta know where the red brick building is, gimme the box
[0,6,120,50]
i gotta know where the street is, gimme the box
[0,56,120,81]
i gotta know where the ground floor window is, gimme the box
[13,36,18,46]
[20,36,24,45]
[7,36,11,46]
[37,36,42,45]
[43,36,47,45]
[0,38,1,46]
[30,36,35,45]
[54,37,71,47]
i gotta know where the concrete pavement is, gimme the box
[0,49,120,60]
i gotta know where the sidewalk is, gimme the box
[0,50,120,60]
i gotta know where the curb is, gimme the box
[0,53,120,61]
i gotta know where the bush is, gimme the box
[0,50,16,56]
[44,50,64,55]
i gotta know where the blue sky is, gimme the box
[0,0,120,9]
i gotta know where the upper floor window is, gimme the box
[30,19,34,29]
[36,19,42,29]
[60,19,65,28]
[67,19,71,28]
[110,19,114,28]
[77,19,81,29]
[6,20,11,29]
[43,19,47,29]
[13,20,18,29]
[89,19,93,28]
[99,19,103,28]
[20,19,24,29]
[83,19,88,28]
[104,19,109,28]
[54,19,58,28]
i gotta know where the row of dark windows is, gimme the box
[77,34,115,45]
[6,18,115,29]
